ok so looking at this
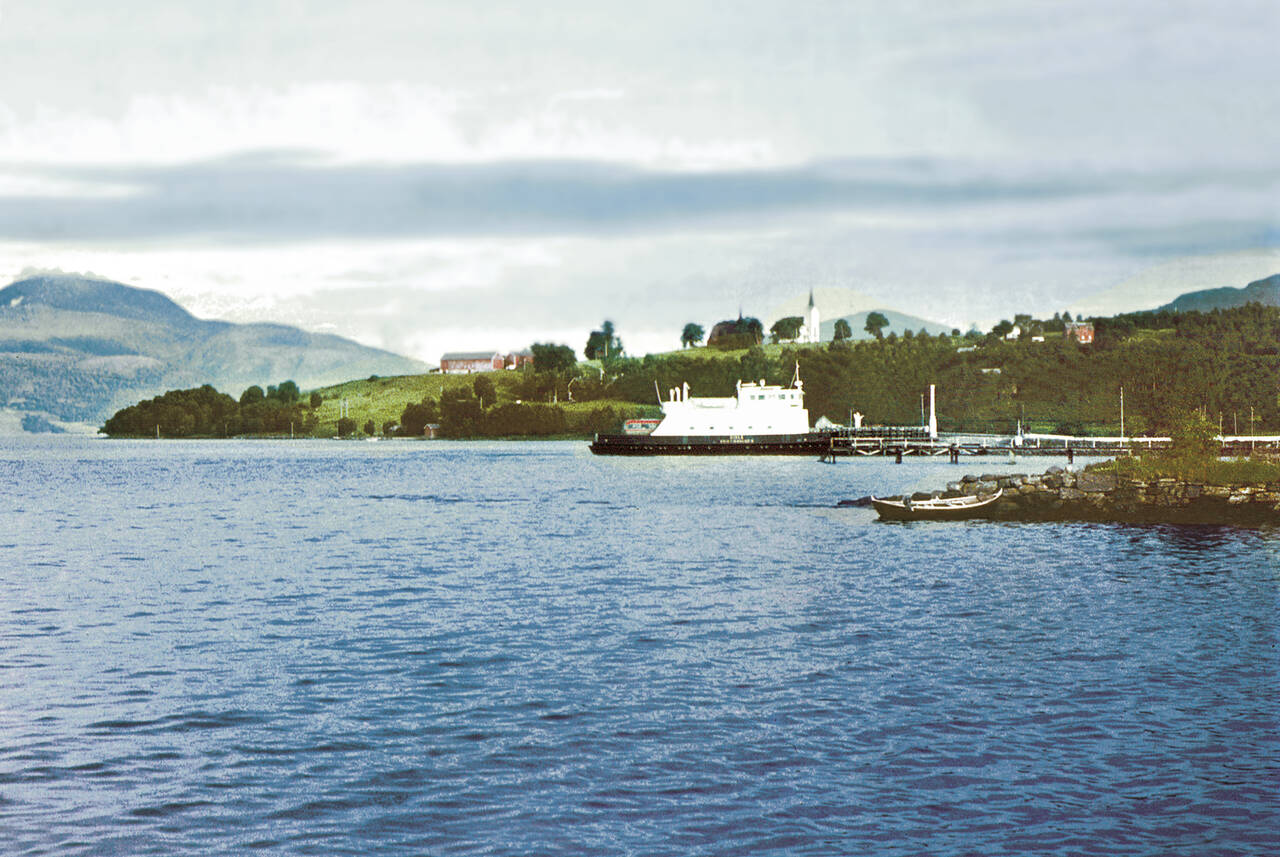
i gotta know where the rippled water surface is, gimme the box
[2,438,1277,855]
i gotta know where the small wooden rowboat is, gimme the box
[870,489,1003,521]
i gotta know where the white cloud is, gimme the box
[0,81,777,170]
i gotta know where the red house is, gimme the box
[1064,322,1094,344]
[440,351,504,374]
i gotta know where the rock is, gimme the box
[946,482,962,493]
[961,474,979,483]
[980,473,1002,483]
[1046,465,1063,475]
[1076,472,1117,493]
[836,497,872,507]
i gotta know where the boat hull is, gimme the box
[870,491,1002,521]
[590,432,831,456]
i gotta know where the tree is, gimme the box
[473,375,496,407]
[270,380,300,404]
[398,399,438,436]
[740,346,770,382]
[439,388,482,437]
[680,322,705,348]
[337,416,356,437]
[240,385,265,406]
[585,320,622,360]
[309,391,323,409]
[707,316,764,349]
[864,311,889,340]
[1164,410,1218,464]
[991,319,1014,338]
[362,419,376,436]
[769,316,804,344]
[531,343,578,374]
[833,319,852,342]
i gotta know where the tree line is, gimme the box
[101,381,318,437]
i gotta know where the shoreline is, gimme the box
[890,464,1280,526]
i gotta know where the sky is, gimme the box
[0,0,1276,361]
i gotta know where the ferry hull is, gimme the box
[590,432,830,456]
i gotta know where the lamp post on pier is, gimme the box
[1119,386,1125,446]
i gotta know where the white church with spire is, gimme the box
[801,288,821,343]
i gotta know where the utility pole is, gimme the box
[1119,386,1125,443]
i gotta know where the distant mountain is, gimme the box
[820,309,953,341]
[1156,273,1280,313]
[0,274,428,428]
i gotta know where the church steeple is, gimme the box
[804,288,820,343]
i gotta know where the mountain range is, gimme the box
[0,274,428,430]
[1155,273,1280,314]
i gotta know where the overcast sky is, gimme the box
[1,1,1276,360]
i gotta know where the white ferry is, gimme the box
[590,371,829,455]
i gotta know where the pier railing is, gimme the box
[821,431,1280,458]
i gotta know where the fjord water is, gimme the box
[2,439,1277,856]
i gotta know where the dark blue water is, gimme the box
[1,438,1277,855]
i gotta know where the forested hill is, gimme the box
[605,303,1280,436]
[0,273,428,427]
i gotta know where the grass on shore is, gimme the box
[1093,455,1280,485]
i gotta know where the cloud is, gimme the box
[1,154,1275,254]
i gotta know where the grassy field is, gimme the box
[307,370,648,436]
[647,342,819,361]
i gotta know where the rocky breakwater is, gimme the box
[937,466,1280,525]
